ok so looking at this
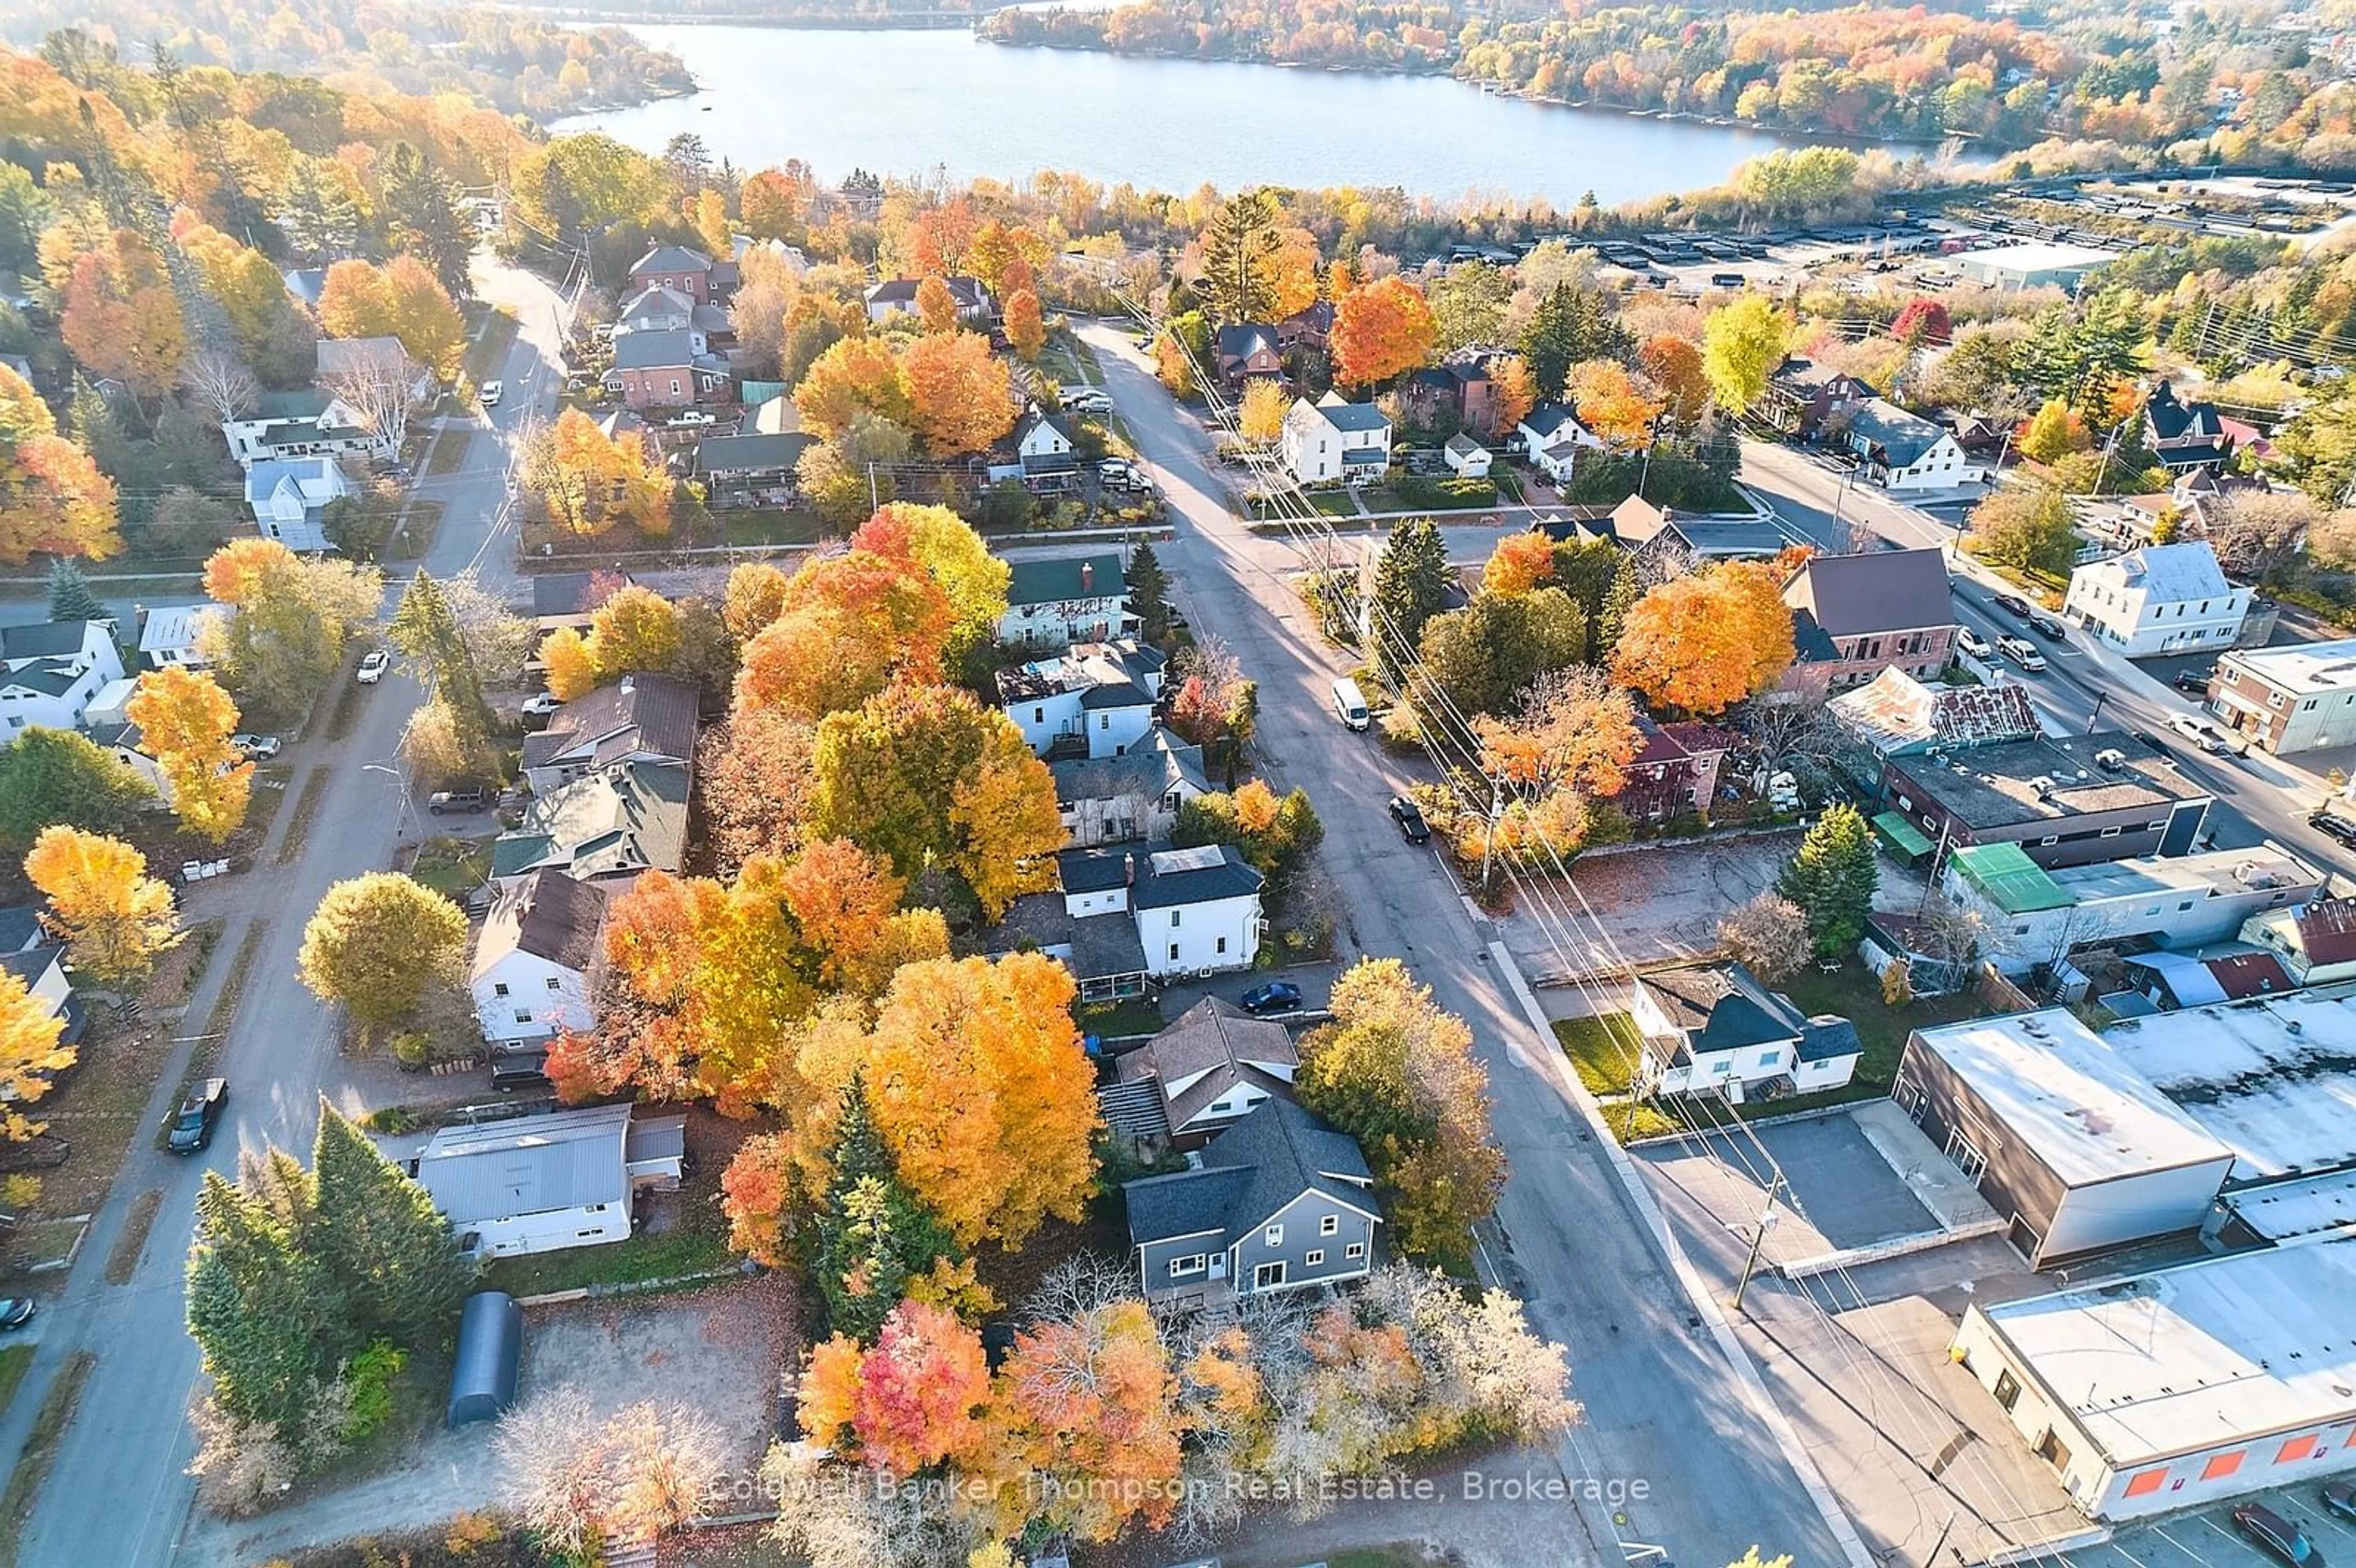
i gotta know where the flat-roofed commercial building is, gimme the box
[1953,1240,2356,1520]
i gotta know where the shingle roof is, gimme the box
[1123,1097,1374,1248]
[1050,737,1208,805]
[632,245,715,275]
[1797,1015,1863,1064]
[989,892,1150,982]
[1638,962,1805,1056]
[1520,402,1582,439]
[1214,324,1278,361]
[614,328,699,370]
[1847,398,1950,469]
[1058,847,1133,894]
[1784,548,1952,639]
[1303,396,1390,434]
[1827,668,2041,755]
[0,907,43,955]
[531,572,631,621]
[0,623,98,660]
[696,432,812,475]
[491,760,689,882]
[475,870,609,978]
[1133,843,1263,909]
[521,673,699,774]
[618,284,694,323]
[316,336,415,380]
[2143,380,2226,446]
[1006,553,1124,606]
[865,276,985,308]
[1117,997,1300,1132]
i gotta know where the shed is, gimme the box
[446,1289,523,1428]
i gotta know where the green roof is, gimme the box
[1006,552,1124,606]
[1870,810,1934,859]
[1951,842,2075,915]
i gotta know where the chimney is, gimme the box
[619,676,635,696]
[1080,560,1095,594]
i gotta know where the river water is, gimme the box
[552,23,1807,208]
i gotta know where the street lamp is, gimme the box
[361,761,418,844]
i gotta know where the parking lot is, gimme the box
[2062,1485,2356,1567]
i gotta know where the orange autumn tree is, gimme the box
[522,408,671,539]
[903,330,1017,455]
[1480,530,1557,597]
[907,198,981,277]
[860,953,1099,1248]
[1003,288,1045,361]
[799,1300,991,1474]
[1488,353,1539,438]
[1612,561,1796,717]
[1472,666,1644,802]
[1638,334,1710,424]
[58,228,187,397]
[0,363,120,564]
[721,560,792,642]
[734,546,955,720]
[1330,275,1438,390]
[125,667,252,842]
[914,275,958,334]
[976,1298,1187,1544]
[1566,358,1666,450]
[795,336,913,438]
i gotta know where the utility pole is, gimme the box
[1731,1174,1785,1312]
[1479,774,1503,901]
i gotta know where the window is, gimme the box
[669,377,682,396]
[1170,909,1181,928]
[1992,1370,2021,1411]
[493,982,510,997]
[1099,714,1109,729]
[1304,1250,1325,1267]
[1345,1242,1365,1259]
[1168,1255,1206,1278]
[2123,1470,2168,1499]
[2203,1451,2244,1482]
[1033,707,1044,722]
[2278,1435,2319,1464]
[546,977,563,991]
[2100,826,2122,838]
[514,1009,531,1024]
[1253,1261,1287,1289]
[1265,1224,1282,1246]
[1320,1214,1338,1236]
[2035,1429,2070,1472]
[1169,943,1180,962]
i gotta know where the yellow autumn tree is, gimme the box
[22,825,180,987]
[124,667,252,842]
[1239,377,1289,445]
[0,966,74,1139]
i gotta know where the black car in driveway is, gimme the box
[2233,1502,2325,1566]
[1238,981,1303,1016]
[167,1077,228,1153]
[2174,664,2218,693]
[1388,795,1431,844]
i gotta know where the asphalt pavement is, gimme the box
[1077,320,1850,1568]
[0,252,572,1568]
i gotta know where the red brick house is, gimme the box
[1608,718,1735,825]
[613,327,733,411]
[1403,354,1504,436]
[627,245,721,306]
[1213,324,1282,386]
[1779,547,1957,700]
[1277,301,1334,352]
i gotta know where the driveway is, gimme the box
[2062,1486,2356,1568]
[1077,319,1849,1568]
[1496,834,1799,983]
[179,1278,789,1568]
[0,250,579,1568]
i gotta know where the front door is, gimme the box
[1207,1254,1226,1281]
[1253,1261,1286,1291]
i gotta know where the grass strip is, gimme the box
[0,1348,30,1426]
[275,767,332,866]
[0,1350,96,1567]
[103,1189,163,1288]
[187,919,269,1085]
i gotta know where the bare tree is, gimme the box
[498,1386,728,1558]
[185,1394,294,1519]
[182,348,260,426]
[2209,490,2320,581]
[1907,891,1992,993]
[1739,694,1843,796]
[441,570,537,686]
[762,1442,978,1568]
[1719,892,1810,983]
[319,339,422,457]
[1024,1250,1142,1324]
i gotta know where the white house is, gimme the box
[243,456,353,552]
[1844,398,1983,490]
[1280,392,1391,486]
[2063,540,2250,658]
[315,336,435,404]
[995,639,1164,760]
[220,389,385,469]
[135,605,211,672]
[490,759,690,888]
[614,284,696,336]
[0,621,126,736]
[469,870,607,1045]
[1050,731,1209,847]
[999,553,1134,650]
[1516,402,1601,483]
[1111,996,1299,1147]
[995,842,1266,997]
[414,1104,685,1259]
[1631,961,1861,1102]
[1443,432,1492,478]
[863,276,991,325]
[984,405,1079,492]
[2,939,86,1051]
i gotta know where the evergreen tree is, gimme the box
[1519,282,1624,401]
[1127,539,1172,644]
[814,1080,961,1342]
[378,143,476,301]
[185,1171,352,1431]
[0,727,156,851]
[309,1104,474,1346]
[388,570,494,746]
[274,161,361,263]
[47,558,106,623]
[1774,804,1880,960]
[1593,551,1644,662]
[1370,516,1450,679]
[1198,188,1285,326]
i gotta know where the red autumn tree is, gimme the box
[1330,276,1438,389]
[799,1300,991,1475]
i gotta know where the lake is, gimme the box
[552,24,1806,208]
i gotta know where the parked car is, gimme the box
[2312,811,2356,848]
[480,380,502,408]
[1388,795,1431,844]
[520,692,563,719]
[0,1299,34,1332]
[355,650,391,685]
[1995,634,2046,671]
[2027,612,2067,641]
[428,788,491,815]
[490,1048,552,1093]
[667,410,717,428]
[1238,981,1303,1016]
[2169,712,2229,753]
[2323,1482,2356,1526]
[1992,592,2033,618]
[231,733,281,761]
[167,1078,228,1153]
[2231,1503,2323,1567]
[1956,627,1993,659]
[2173,665,2217,693]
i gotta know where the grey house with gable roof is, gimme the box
[1124,1097,1382,1307]
[1631,960,1861,1103]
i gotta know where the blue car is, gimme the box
[1238,982,1303,1016]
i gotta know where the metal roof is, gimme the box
[1950,843,2074,913]
[415,1104,632,1225]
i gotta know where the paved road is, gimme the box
[0,252,572,1568]
[1076,321,1846,1568]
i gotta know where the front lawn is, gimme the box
[1554,1012,1644,1097]
[407,836,492,903]
[481,1194,734,1299]
[1076,997,1164,1040]
[722,508,824,547]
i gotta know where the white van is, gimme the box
[1331,677,1369,731]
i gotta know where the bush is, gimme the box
[388,1031,433,1069]
[341,1340,407,1444]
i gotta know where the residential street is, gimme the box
[0,253,573,1568]
[1075,321,1852,1568]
